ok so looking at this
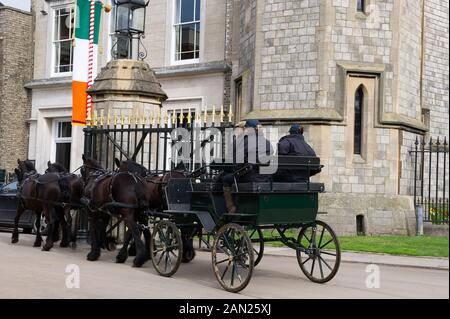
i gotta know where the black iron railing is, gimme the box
[411,136,449,224]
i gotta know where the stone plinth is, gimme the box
[87,59,168,119]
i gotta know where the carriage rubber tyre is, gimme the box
[296,220,341,284]
[150,220,183,277]
[212,223,254,293]
[247,228,264,267]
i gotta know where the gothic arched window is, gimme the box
[354,86,364,155]
[357,0,365,12]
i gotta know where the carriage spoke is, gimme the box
[310,258,316,275]
[215,258,230,265]
[156,251,165,266]
[220,261,231,280]
[319,238,333,249]
[318,257,324,279]
[164,252,169,272]
[230,262,236,286]
[320,251,336,257]
[319,255,333,271]
[318,227,325,248]
[301,256,311,265]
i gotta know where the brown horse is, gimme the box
[81,155,152,267]
[12,160,69,250]
[114,159,196,263]
[45,161,84,247]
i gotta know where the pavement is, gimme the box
[263,247,450,270]
[0,232,448,299]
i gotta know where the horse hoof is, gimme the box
[11,238,18,244]
[42,245,53,251]
[60,241,70,248]
[33,241,42,247]
[70,242,77,250]
[132,256,147,268]
[116,253,128,264]
[87,252,100,261]
[182,248,196,263]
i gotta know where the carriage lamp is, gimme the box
[112,0,149,60]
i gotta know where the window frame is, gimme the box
[357,0,365,13]
[353,86,364,156]
[171,0,202,66]
[50,4,75,77]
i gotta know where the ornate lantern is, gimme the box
[112,0,149,60]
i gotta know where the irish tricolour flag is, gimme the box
[72,0,103,126]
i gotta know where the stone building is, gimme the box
[25,0,448,235]
[0,3,33,177]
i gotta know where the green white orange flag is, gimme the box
[72,0,103,126]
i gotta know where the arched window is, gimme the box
[354,86,364,155]
[357,0,365,12]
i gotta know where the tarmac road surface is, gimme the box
[0,232,448,299]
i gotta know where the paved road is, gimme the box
[0,233,448,299]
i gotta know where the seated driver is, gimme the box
[276,124,320,182]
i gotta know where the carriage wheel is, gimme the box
[296,220,341,284]
[212,223,254,293]
[247,228,264,267]
[150,220,183,277]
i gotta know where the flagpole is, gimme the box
[86,0,96,126]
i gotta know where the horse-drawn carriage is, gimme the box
[148,156,341,292]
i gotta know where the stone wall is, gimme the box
[0,6,33,175]
[259,0,320,110]
[424,0,449,138]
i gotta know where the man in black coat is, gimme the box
[276,124,320,182]
[221,119,274,213]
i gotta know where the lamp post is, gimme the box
[112,0,149,60]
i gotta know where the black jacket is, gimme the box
[276,133,320,182]
[234,131,274,182]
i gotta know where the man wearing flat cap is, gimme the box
[276,124,320,182]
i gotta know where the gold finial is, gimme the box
[203,107,208,124]
[164,110,169,126]
[171,111,177,126]
[195,111,201,125]
[179,110,185,125]
[113,111,118,126]
[149,111,154,126]
[100,109,105,126]
[212,105,216,124]
[220,105,224,123]
[127,114,132,126]
[103,3,112,13]
[107,109,111,126]
[187,110,192,125]
[120,111,125,125]
[228,106,233,123]
[93,110,98,126]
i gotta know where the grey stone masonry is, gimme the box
[0,6,33,175]
[424,0,449,137]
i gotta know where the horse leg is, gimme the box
[181,227,196,263]
[142,227,151,261]
[124,212,147,268]
[42,207,57,251]
[59,207,71,247]
[11,205,25,244]
[116,228,132,263]
[87,213,101,261]
[33,210,43,247]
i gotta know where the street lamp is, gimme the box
[112,0,149,60]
